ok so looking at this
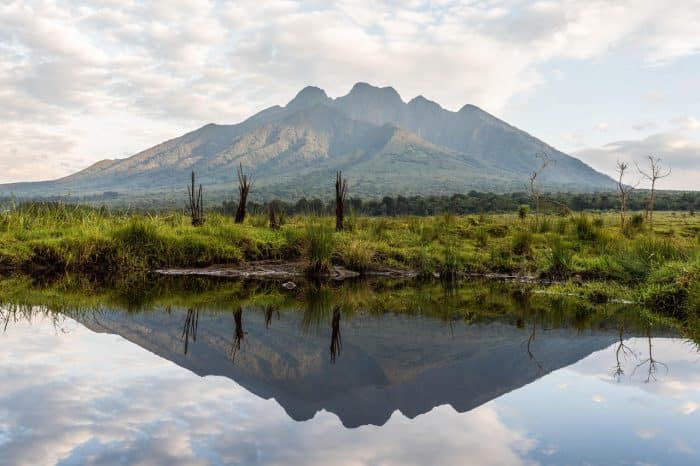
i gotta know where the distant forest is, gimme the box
[3,190,699,216]
[223,191,700,217]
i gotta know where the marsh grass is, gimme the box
[0,203,698,319]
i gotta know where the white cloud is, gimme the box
[1,0,700,184]
[574,129,700,190]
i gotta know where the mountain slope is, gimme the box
[0,83,616,201]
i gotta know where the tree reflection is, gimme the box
[230,307,245,363]
[330,306,342,364]
[633,328,668,383]
[181,309,199,354]
[612,322,634,381]
[264,305,279,329]
[525,319,544,375]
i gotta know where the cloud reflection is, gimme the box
[0,315,536,466]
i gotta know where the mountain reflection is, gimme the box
[0,275,693,429]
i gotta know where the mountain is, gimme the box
[1,83,616,202]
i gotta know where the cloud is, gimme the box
[1,0,700,183]
[573,130,700,190]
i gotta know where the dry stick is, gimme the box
[636,156,671,228]
[335,171,348,231]
[235,163,252,224]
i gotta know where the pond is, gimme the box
[0,276,698,465]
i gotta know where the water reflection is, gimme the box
[231,307,245,363]
[0,276,698,465]
[181,308,199,354]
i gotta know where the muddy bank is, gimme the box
[155,260,418,281]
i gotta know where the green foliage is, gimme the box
[518,205,530,220]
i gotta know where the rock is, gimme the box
[282,281,297,290]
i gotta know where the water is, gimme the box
[0,277,698,465]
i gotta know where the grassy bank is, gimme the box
[0,203,698,316]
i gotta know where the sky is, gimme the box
[0,0,698,190]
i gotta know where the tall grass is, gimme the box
[304,221,333,276]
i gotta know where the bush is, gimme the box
[518,205,530,220]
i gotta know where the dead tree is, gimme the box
[636,156,671,227]
[264,304,279,329]
[335,171,348,231]
[269,203,280,230]
[612,322,634,382]
[615,161,636,229]
[234,164,252,224]
[187,171,204,226]
[632,328,668,383]
[528,152,552,224]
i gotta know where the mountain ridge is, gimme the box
[0,82,616,201]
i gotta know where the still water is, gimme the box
[0,278,698,465]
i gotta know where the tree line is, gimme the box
[219,190,700,218]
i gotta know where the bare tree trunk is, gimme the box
[269,203,279,230]
[636,156,671,229]
[616,161,633,229]
[235,163,252,224]
[187,171,204,226]
[335,171,348,232]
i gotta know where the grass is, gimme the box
[0,203,699,318]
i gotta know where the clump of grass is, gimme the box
[439,241,460,282]
[304,222,333,276]
[639,283,690,317]
[511,229,533,256]
[545,236,573,279]
[339,239,374,273]
[573,214,599,241]
[474,226,488,247]
[112,219,165,269]
[414,246,437,280]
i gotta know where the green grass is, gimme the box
[0,203,699,319]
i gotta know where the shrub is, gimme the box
[518,205,530,220]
